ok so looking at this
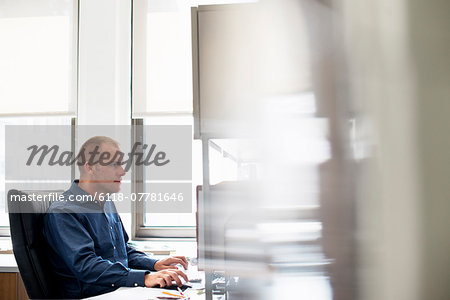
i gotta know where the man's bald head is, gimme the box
[77,136,120,174]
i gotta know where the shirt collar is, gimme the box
[69,180,106,210]
[69,180,91,196]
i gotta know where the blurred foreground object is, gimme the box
[193,0,450,299]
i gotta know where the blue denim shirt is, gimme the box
[43,181,158,299]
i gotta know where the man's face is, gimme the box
[91,143,126,194]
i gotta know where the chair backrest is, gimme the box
[8,189,62,299]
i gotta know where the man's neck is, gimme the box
[77,179,98,200]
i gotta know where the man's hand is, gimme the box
[144,269,189,288]
[154,256,189,271]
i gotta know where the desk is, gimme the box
[0,254,28,300]
[85,287,205,300]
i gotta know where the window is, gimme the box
[132,0,196,238]
[0,0,77,236]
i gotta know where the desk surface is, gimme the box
[85,286,205,300]
[0,254,19,272]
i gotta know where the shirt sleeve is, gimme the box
[44,212,148,288]
[120,220,159,271]
[126,244,159,271]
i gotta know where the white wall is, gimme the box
[77,0,133,233]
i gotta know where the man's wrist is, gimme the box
[152,259,160,271]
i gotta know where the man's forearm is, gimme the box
[126,245,159,271]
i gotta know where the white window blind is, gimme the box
[132,0,193,116]
[0,0,77,116]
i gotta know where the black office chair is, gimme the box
[8,189,62,299]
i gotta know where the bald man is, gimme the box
[44,136,188,299]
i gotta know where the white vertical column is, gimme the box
[77,0,131,126]
[76,0,132,234]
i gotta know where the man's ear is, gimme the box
[83,162,94,174]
